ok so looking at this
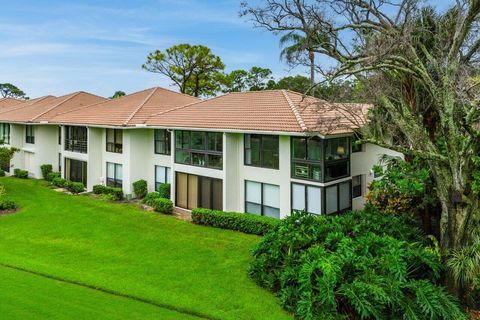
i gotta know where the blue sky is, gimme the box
[0,0,304,98]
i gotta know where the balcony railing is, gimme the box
[65,139,87,154]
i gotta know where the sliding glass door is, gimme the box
[175,172,222,210]
[65,158,87,186]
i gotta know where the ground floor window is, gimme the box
[106,162,122,188]
[325,181,351,214]
[352,175,363,198]
[292,183,321,215]
[292,180,351,215]
[58,153,62,173]
[245,181,280,218]
[0,123,10,144]
[175,172,222,211]
[155,165,171,191]
[65,158,87,186]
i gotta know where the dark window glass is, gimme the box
[325,161,350,181]
[352,175,362,198]
[175,172,222,210]
[292,137,307,159]
[325,137,350,161]
[291,137,322,181]
[191,131,205,150]
[58,126,61,145]
[0,123,10,145]
[26,125,35,144]
[176,131,190,149]
[174,130,222,169]
[154,129,171,155]
[65,158,87,186]
[207,132,223,152]
[352,135,363,153]
[106,129,123,153]
[244,134,279,169]
[64,126,87,153]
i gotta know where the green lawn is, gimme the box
[0,178,290,320]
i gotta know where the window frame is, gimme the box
[244,134,279,170]
[64,126,88,153]
[291,136,323,181]
[106,128,123,153]
[106,162,123,189]
[155,165,171,191]
[352,175,363,198]
[0,123,10,145]
[25,125,35,144]
[291,182,322,215]
[244,180,280,218]
[174,130,223,170]
[154,129,171,155]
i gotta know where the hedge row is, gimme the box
[92,185,123,201]
[51,178,85,194]
[13,169,28,179]
[142,192,173,214]
[191,208,280,235]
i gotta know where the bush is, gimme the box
[47,172,61,181]
[52,177,67,188]
[0,198,17,211]
[0,170,5,177]
[13,168,28,179]
[158,183,171,199]
[191,208,280,235]
[132,179,147,199]
[249,209,465,320]
[143,192,162,206]
[151,198,173,214]
[40,164,53,180]
[65,181,85,194]
[92,185,123,201]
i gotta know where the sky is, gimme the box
[0,0,305,98]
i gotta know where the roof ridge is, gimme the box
[30,92,81,122]
[52,98,107,118]
[0,95,53,115]
[281,89,308,132]
[154,86,201,100]
[124,87,158,126]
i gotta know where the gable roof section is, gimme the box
[49,87,199,126]
[145,90,369,135]
[0,93,105,123]
[0,97,23,108]
[0,96,57,117]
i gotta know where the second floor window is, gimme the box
[291,137,322,181]
[26,125,35,144]
[0,123,10,144]
[154,129,171,155]
[324,137,350,182]
[244,134,279,169]
[175,130,223,169]
[106,129,123,153]
[106,162,122,188]
[65,126,87,153]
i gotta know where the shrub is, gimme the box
[143,192,162,206]
[52,177,67,188]
[65,181,85,194]
[0,170,5,177]
[40,164,53,180]
[249,209,465,320]
[132,179,147,199]
[0,198,17,211]
[151,198,173,214]
[158,183,171,199]
[47,172,61,181]
[191,208,280,235]
[13,168,28,179]
[92,184,123,201]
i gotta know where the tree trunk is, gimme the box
[309,50,315,95]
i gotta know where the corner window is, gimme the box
[245,180,280,218]
[26,125,35,144]
[106,162,122,188]
[106,129,123,153]
[324,137,350,182]
[154,129,171,155]
[155,165,171,191]
[244,134,279,169]
[291,137,322,181]
[0,123,10,144]
[175,130,223,169]
[325,181,351,214]
[352,175,363,198]
[292,183,321,215]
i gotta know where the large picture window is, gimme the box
[155,165,171,191]
[324,137,350,182]
[0,123,10,144]
[175,130,223,169]
[25,125,35,144]
[106,129,123,153]
[65,158,87,186]
[154,129,171,155]
[291,137,322,181]
[65,126,87,153]
[245,181,280,218]
[244,134,279,169]
[106,162,122,188]
[292,183,321,215]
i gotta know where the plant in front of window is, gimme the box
[0,146,18,174]
[40,164,53,180]
[158,183,170,199]
[132,180,147,199]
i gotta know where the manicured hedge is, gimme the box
[0,170,5,177]
[13,169,28,179]
[191,208,280,235]
[132,179,147,199]
[65,181,85,194]
[0,198,17,210]
[40,164,53,180]
[47,172,61,181]
[158,183,171,199]
[92,185,123,201]
[52,177,67,188]
[143,192,161,206]
[151,198,173,214]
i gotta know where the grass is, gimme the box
[0,178,290,320]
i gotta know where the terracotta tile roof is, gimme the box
[0,93,105,123]
[49,87,199,126]
[145,90,369,135]
[0,97,23,108]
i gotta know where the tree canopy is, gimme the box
[0,83,27,100]
[110,91,126,99]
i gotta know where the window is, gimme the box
[245,181,280,218]
[325,181,351,214]
[292,183,321,215]
[291,137,322,181]
[65,158,87,186]
[352,175,363,198]
[106,162,122,188]
[58,126,61,145]
[26,125,35,144]
[324,137,350,182]
[0,123,10,144]
[244,134,279,169]
[106,129,123,153]
[65,126,87,153]
[175,172,222,210]
[175,130,223,169]
[58,153,62,173]
[155,165,171,191]
[154,129,171,155]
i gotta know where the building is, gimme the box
[0,88,400,218]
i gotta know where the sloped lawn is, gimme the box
[0,178,290,320]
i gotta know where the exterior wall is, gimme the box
[87,127,103,190]
[10,124,25,175]
[351,143,403,210]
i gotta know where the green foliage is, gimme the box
[47,172,61,181]
[142,43,225,97]
[52,177,67,188]
[143,192,162,207]
[65,181,85,194]
[0,83,27,99]
[151,198,173,215]
[192,208,280,235]
[110,91,126,99]
[0,170,5,177]
[367,156,435,216]
[92,185,123,201]
[249,209,465,319]
[0,198,17,210]
[0,147,18,173]
[219,67,276,93]
[157,183,171,199]
[40,164,53,180]
[132,179,147,199]
[13,169,28,179]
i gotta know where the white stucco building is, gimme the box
[0,88,400,218]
